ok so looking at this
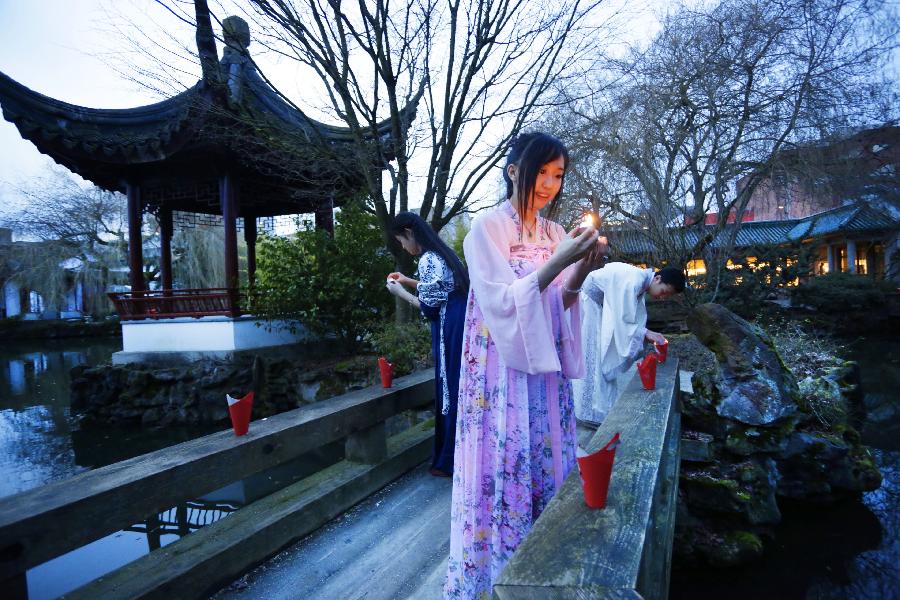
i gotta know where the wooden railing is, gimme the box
[495,359,681,600]
[107,288,245,320]
[0,370,435,599]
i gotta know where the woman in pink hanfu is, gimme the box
[444,132,608,599]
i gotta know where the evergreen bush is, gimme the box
[791,272,894,313]
[369,320,433,376]
[249,201,395,346]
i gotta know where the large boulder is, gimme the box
[687,303,798,426]
[672,305,883,569]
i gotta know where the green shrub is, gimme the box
[249,201,395,346]
[369,320,433,376]
[791,272,894,313]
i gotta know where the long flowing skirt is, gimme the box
[423,290,467,473]
[443,290,577,599]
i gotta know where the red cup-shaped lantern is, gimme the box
[226,391,254,436]
[637,353,658,390]
[378,357,395,388]
[655,339,669,363]
[576,432,621,509]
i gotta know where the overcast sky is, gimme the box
[0,2,145,210]
[0,0,662,221]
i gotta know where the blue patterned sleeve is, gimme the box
[417,252,455,308]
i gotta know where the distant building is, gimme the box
[739,125,899,222]
[0,228,94,320]
[610,201,899,282]
[622,126,900,281]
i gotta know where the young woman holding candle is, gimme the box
[386,211,468,477]
[443,132,608,599]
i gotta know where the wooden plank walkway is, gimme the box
[211,462,452,600]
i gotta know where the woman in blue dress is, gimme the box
[386,212,468,477]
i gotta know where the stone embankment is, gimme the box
[70,351,380,427]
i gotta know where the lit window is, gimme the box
[686,259,707,276]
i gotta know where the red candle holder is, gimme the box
[577,432,621,509]
[637,353,658,390]
[378,357,395,388]
[226,391,254,436]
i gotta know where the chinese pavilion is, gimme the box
[0,16,417,359]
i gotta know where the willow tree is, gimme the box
[1,167,131,317]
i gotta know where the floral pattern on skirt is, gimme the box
[443,242,577,600]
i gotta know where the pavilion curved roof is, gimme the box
[0,72,202,173]
[0,17,419,217]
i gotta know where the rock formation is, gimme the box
[675,303,881,567]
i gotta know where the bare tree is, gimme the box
[195,0,605,233]
[550,0,898,297]
[5,166,128,252]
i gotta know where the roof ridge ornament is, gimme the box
[222,16,251,107]
[223,16,251,58]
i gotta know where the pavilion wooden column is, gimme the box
[220,174,240,316]
[244,216,257,287]
[315,194,335,234]
[159,207,173,291]
[847,239,857,274]
[126,182,145,294]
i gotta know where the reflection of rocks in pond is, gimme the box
[862,393,900,450]
[672,493,883,597]
[70,423,221,469]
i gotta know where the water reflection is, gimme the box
[0,336,350,599]
[8,359,25,394]
[0,338,120,498]
[25,442,344,599]
[129,499,241,551]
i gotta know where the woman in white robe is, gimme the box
[573,263,684,424]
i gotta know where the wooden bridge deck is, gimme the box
[212,462,451,600]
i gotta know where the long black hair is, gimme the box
[502,132,570,226]
[389,212,469,291]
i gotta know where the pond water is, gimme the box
[0,337,342,599]
[0,337,226,499]
[670,334,900,600]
